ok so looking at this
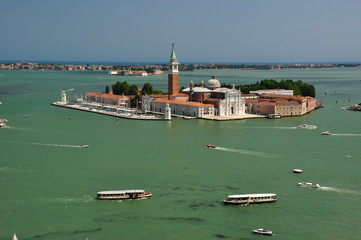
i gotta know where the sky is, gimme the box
[1,0,361,63]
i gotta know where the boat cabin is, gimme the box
[96,189,151,200]
[223,193,277,205]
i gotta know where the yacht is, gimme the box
[296,124,317,129]
[252,228,273,236]
[96,189,152,200]
[293,169,303,173]
[223,193,277,205]
[298,182,320,189]
[322,131,332,135]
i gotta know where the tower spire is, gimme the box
[170,43,177,60]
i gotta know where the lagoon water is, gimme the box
[0,68,361,240]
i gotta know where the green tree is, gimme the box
[105,86,110,94]
[128,84,139,95]
[141,82,153,95]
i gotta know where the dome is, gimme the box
[206,73,221,89]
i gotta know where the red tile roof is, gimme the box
[154,99,213,107]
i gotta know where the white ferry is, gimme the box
[223,193,277,205]
[96,189,152,200]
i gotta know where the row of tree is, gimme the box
[221,79,316,97]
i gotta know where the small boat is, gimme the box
[206,144,217,149]
[0,119,7,128]
[80,145,89,148]
[223,193,277,205]
[296,124,317,129]
[252,228,273,236]
[298,182,320,189]
[97,189,152,200]
[12,233,18,240]
[322,131,332,135]
[324,91,329,95]
[293,169,303,173]
[267,114,282,119]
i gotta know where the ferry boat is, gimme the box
[298,182,320,189]
[206,144,217,149]
[96,189,152,200]
[296,124,317,129]
[223,193,277,205]
[322,131,332,135]
[252,228,273,236]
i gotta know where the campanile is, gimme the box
[168,43,179,99]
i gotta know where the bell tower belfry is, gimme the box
[168,43,179,99]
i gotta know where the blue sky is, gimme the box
[1,0,361,63]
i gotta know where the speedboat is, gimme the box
[206,144,217,149]
[298,182,320,189]
[322,131,332,135]
[252,228,273,236]
[0,119,7,128]
[80,145,89,148]
[293,169,303,173]
[296,124,317,129]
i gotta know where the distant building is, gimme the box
[249,89,293,96]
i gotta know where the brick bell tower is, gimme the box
[168,43,179,100]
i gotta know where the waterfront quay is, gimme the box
[52,102,167,121]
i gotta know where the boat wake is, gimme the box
[214,147,271,158]
[330,134,361,137]
[30,142,86,148]
[319,186,360,195]
[251,126,298,130]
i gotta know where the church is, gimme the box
[142,44,245,118]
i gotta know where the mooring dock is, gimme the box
[52,102,168,121]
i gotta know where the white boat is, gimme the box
[296,124,317,129]
[223,193,277,205]
[96,189,152,200]
[12,233,18,240]
[293,169,303,173]
[322,131,332,135]
[80,145,89,148]
[0,119,7,127]
[252,228,273,236]
[298,182,320,189]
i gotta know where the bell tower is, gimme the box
[168,43,179,99]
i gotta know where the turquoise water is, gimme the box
[0,69,361,240]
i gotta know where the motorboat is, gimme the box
[296,124,317,129]
[298,182,320,189]
[322,131,332,135]
[0,119,7,127]
[293,169,303,173]
[206,144,217,149]
[223,193,277,205]
[96,189,152,200]
[80,145,89,148]
[252,228,273,236]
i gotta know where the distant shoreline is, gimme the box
[1,61,361,72]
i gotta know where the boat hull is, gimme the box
[97,193,152,200]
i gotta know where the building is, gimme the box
[85,92,130,106]
[142,44,245,118]
[246,94,317,116]
[249,89,293,96]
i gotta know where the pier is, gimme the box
[52,102,167,121]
